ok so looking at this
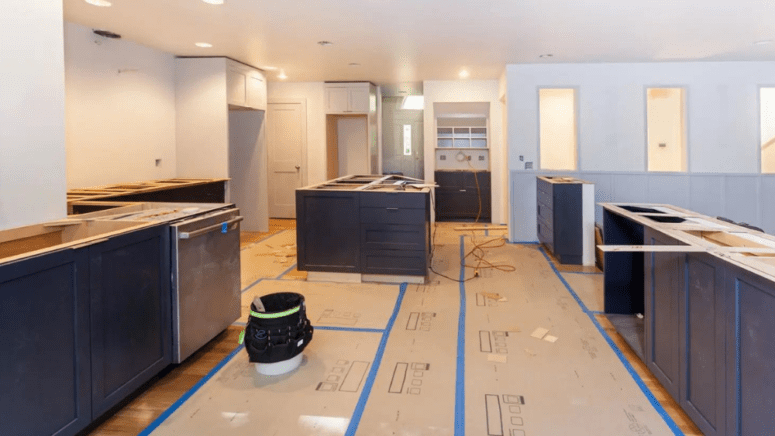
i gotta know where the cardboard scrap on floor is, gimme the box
[487,353,508,363]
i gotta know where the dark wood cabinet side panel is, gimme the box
[0,250,91,436]
[603,210,644,314]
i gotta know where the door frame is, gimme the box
[267,98,308,212]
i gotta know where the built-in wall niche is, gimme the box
[761,87,775,173]
[436,117,488,149]
[434,102,490,171]
[539,88,577,171]
[647,87,686,172]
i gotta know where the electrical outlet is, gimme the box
[440,155,446,161]
[659,143,667,148]
[155,159,162,167]
[519,155,524,161]
[525,162,533,169]
[467,155,471,161]
[478,155,485,161]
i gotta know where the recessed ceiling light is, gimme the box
[195,42,212,48]
[261,66,278,71]
[459,70,470,79]
[754,40,773,46]
[278,71,288,80]
[539,54,554,58]
[317,41,333,46]
[201,0,225,4]
[349,63,360,67]
[84,0,112,6]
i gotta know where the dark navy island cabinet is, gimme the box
[0,224,170,436]
[297,189,430,277]
[610,206,775,436]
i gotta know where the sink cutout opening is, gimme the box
[646,216,685,223]
[619,205,665,214]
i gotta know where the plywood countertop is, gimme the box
[66,178,229,204]
[600,203,775,280]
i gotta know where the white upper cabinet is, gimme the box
[325,83,374,114]
[226,60,266,111]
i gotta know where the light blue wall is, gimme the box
[506,62,775,241]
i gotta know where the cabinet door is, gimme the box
[0,249,91,436]
[725,265,775,436]
[325,87,350,113]
[246,72,266,110]
[296,191,360,272]
[643,228,683,401]
[226,66,247,106]
[89,225,171,417]
[681,253,726,436]
[348,87,370,113]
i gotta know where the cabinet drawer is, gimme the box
[537,188,553,209]
[360,192,426,209]
[434,171,462,188]
[361,249,428,276]
[537,216,553,246]
[462,171,491,189]
[362,224,427,251]
[537,201,553,223]
[361,207,426,225]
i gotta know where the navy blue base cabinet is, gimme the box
[0,249,91,436]
[0,224,171,436]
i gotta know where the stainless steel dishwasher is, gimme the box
[170,207,242,363]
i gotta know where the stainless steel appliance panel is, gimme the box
[171,208,241,363]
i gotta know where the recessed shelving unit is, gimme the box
[436,126,488,149]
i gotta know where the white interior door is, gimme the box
[267,100,306,218]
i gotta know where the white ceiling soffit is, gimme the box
[63,0,775,84]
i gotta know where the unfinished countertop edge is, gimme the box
[537,175,594,185]
[0,220,160,267]
[66,178,230,204]
[299,174,432,192]
[600,202,775,280]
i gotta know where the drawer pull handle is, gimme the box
[386,207,399,211]
[459,189,467,192]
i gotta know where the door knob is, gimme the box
[295,165,300,170]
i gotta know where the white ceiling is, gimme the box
[63,0,775,85]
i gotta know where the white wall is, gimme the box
[176,58,229,179]
[506,61,775,241]
[229,111,268,232]
[337,117,368,176]
[65,22,177,188]
[0,1,66,229]
[267,82,326,185]
[423,80,507,224]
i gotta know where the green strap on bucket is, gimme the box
[238,330,245,345]
[250,305,301,319]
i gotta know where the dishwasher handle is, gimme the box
[179,216,243,240]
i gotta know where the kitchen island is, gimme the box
[296,175,431,283]
[600,203,775,436]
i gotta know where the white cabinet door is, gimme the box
[246,72,266,110]
[348,87,370,113]
[326,87,350,113]
[226,67,247,107]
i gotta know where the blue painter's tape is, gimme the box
[221,222,228,233]
[241,278,264,294]
[454,235,466,436]
[315,326,384,334]
[345,283,407,436]
[536,245,684,435]
[138,343,243,435]
[537,246,589,313]
[564,271,604,276]
[508,241,540,245]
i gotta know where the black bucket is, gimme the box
[242,292,313,365]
